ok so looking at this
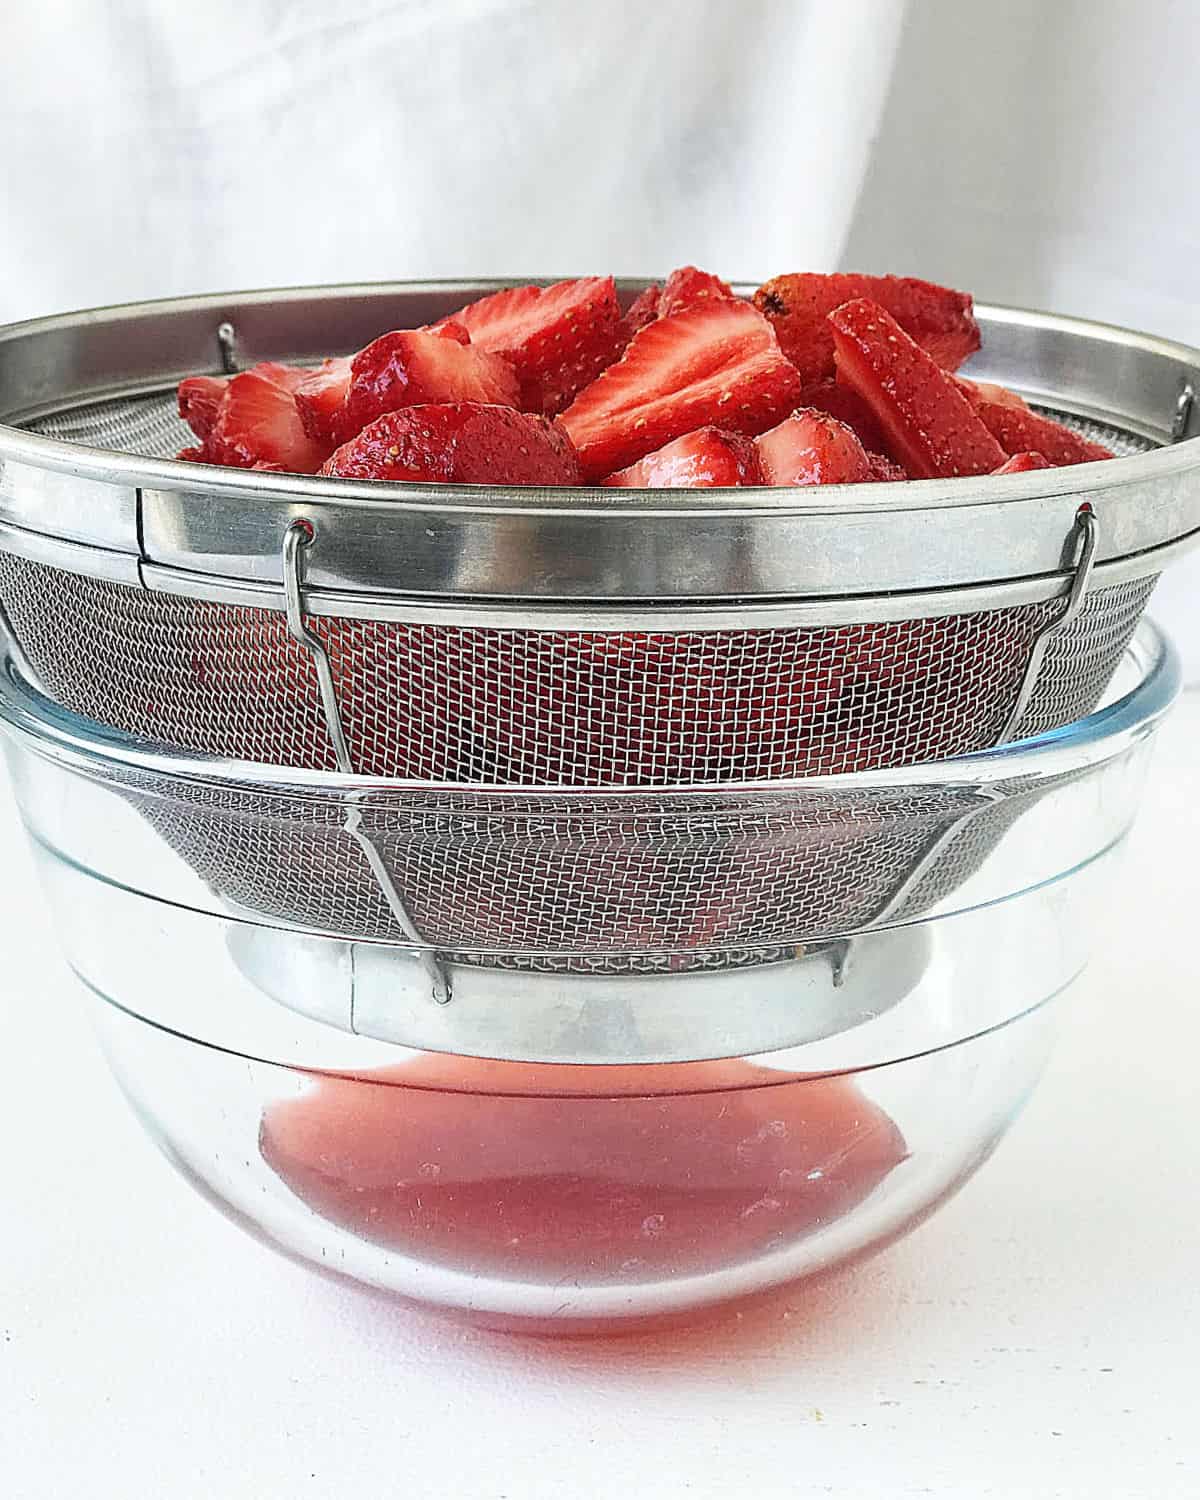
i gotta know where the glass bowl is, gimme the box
[0,623,1179,1331]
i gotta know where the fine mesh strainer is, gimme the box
[0,281,1198,979]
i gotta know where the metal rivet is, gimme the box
[216,321,238,375]
[1171,380,1194,443]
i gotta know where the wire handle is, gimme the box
[997,504,1100,745]
[282,520,452,1005]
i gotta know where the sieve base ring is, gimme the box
[225,924,932,1065]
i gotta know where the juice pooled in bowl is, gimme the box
[260,1055,907,1285]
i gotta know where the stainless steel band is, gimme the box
[0,284,1197,607]
[0,511,1188,628]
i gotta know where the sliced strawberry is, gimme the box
[798,376,890,456]
[658,265,737,318]
[559,300,803,481]
[755,272,980,384]
[867,451,908,482]
[622,284,661,335]
[603,427,762,488]
[320,403,581,485]
[976,403,1114,466]
[431,319,472,346]
[294,320,473,445]
[294,357,352,444]
[993,451,1052,474]
[955,376,1029,412]
[199,363,332,473]
[439,277,626,417]
[332,328,520,446]
[177,375,227,442]
[755,408,874,486]
[829,300,1005,479]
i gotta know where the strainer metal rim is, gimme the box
[132,523,1197,625]
[2,282,1199,604]
[0,285,1193,512]
[0,619,1177,803]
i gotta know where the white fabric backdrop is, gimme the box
[847,0,1200,674]
[0,0,1194,669]
[0,0,904,319]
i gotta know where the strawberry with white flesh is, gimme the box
[559,299,802,482]
[755,408,875,486]
[604,427,763,488]
[183,363,332,473]
[829,299,1006,478]
[439,276,626,417]
[320,403,581,485]
[755,272,980,385]
[976,402,1114,466]
[993,451,1052,474]
[657,265,737,318]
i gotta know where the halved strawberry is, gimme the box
[194,363,332,473]
[658,265,737,318]
[439,277,626,416]
[622,283,661,335]
[829,300,1005,479]
[294,357,352,444]
[755,408,874,486]
[559,300,803,481]
[320,403,581,485]
[294,320,473,445]
[955,376,1029,412]
[332,328,520,446]
[755,272,980,384]
[976,403,1114,466]
[177,375,227,442]
[993,451,1052,474]
[798,376,890,456]
[603,426,762,488]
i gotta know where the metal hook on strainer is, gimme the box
[280,519,453,1006]
[997,505,1100,744]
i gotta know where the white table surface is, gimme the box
[2,692,1198,1500]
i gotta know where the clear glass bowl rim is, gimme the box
[0,619,1180,808]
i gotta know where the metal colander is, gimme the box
[0,282,1198,976]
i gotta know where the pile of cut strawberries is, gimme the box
[177,267,1112,487]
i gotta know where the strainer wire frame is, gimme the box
[270,507,1099,1000]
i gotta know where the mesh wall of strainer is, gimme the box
[74,759,1060,969]
[0,392,1159,962]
